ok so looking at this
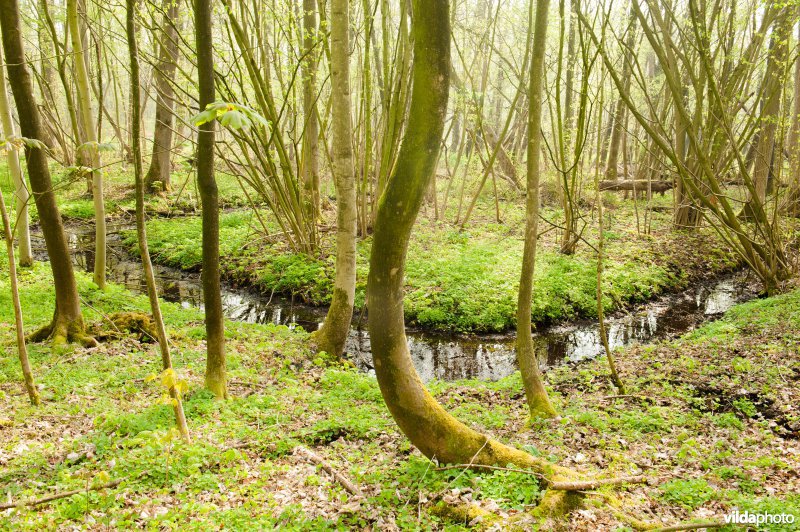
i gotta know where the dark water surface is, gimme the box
[36,223,758,382]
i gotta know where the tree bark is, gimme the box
[0,185,39,404]
[195,0,226,399]
[300,0,320,232]
[0,0,93,346]
[311,0,357,358]
[127,0,190,439]
[515,0,557,420]
[0,41,32,267]
[67,0,106,289]
[604,3,637,181]
[366,0,572,482]
[144,0,180,193]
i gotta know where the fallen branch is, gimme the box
[600,180,673,193]
[549,475,646,491]
[295,446,364,497]
[434,463,546,480]
[1,479,122,510]
[650,522,723,531]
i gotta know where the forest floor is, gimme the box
[1,244,799,530]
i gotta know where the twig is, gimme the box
[295,446,364,497]
[1,479,122,510]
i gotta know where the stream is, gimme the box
[34,222,759,382]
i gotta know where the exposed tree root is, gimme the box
[27,319,98,348]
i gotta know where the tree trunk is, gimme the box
[300,0,320,234]
[604,3,637,181]
[741,11,793,220]
[311,0,357,358]
[515,0,557,420]
[365,0,574,487]
[0,185,39,404]
[67,0,106,289]
[0,42,32,267]
[144,0,180,193]
[0,0,94,346]
[195,0,226,399]
[127,0,190,440]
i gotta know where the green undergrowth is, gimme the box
[0,244,798,529]
[123,199,739,332]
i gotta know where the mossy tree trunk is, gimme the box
[144,0,180,193]
[67,0,107,290]
[195,0,227,399]
[300,0,320,237]
[366,0,574,486]
[0,0,94,347]
[311,0,357,358]
[127,0,190,439]
[515,0,557,420]
[0,42,32,267]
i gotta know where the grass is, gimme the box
[0,239,798,529]
[120,195,740,332]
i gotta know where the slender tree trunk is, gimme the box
[127,0,190,440]
[300,0,320,233]
[312,0,357,357]
[784,24,800,216]
[195,0,226,399]
[0,43,32,267]
[144,0,180,193]
[604,3,637,181]
[741,11,793,220]
[0,186,39,405]
[515,0,557,420]
[0,0,94,346]
[67,0,106,289]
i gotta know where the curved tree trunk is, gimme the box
[0,0,93,346]
[144,0,180,193]
[195,0,227,399]
[311,0,357,357]
[515,0,557,419]
[366,0,573,488]
[0,42,32,267]
[67,0,106,289]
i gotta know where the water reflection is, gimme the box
[39,225,756,383]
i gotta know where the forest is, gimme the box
[0,0,799,529]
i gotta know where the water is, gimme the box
[36,223,758,382]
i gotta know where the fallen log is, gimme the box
[599,180,674,193]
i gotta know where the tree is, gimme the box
[0,0,94,346]
[144,0,181,193]
[300,0,320,231]
[311,0,357,358]
[0,40,32,267]
[514,0,557,420]
[365,0,577,500]
[0,184,39,405]
[195,0,226,399]
[127,0,190,439]
[67,0,107,289]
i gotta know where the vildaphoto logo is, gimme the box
[724,510,796,527]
